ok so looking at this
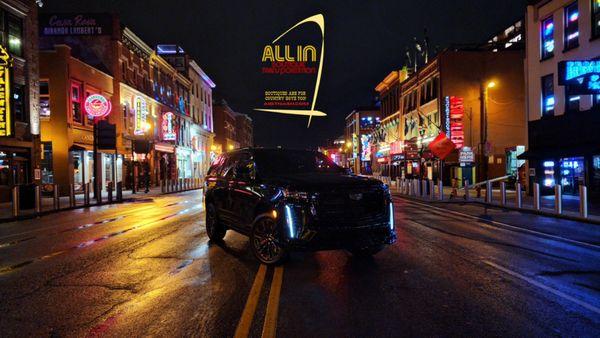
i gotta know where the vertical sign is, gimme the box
[449,97,464,149]
[134,96,148,135]
[162,112,176,141]
[0,45,11,137]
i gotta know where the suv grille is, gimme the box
[314,187,387,227]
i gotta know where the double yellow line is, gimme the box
[234,265,285,338]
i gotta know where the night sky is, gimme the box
[42,0,528,149]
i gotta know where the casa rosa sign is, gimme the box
[84,94,111,118]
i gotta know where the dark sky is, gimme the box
[42,0,527,149]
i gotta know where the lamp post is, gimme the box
[480,80,496,182]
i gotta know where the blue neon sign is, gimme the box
[559,60,600,95]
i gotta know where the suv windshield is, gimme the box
[255,150,344,176]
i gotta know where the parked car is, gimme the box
[204,148,396,264]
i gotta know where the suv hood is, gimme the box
[263,173,383,191]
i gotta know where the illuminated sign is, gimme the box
[254,14,326,127]
[84,94,111,118]
[361,134,371,161]
[558,60,600,94]
[449,97,464,149]
[444,96,450,138]
[459,147,475,163]
[0,45,12,137]
[134,96,148,135]
[162,112,176,141]
[39,13,113,36]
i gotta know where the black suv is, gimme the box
[204,148,396,264]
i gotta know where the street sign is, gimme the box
[97,120,116,150]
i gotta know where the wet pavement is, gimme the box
[0,190,598,337]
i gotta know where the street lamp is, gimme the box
[480,80,497,182]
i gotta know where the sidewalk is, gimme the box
[0,186,200,222]
[390,181,600,224]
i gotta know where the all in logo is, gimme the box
[255,14,326,127]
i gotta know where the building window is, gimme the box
[71,81,83,124]
[6,14,22,57]
[40,80,50,118]
[41,142,53,184]
[594,0,600,38]
[541,16,555,59]
[564,2,579,50]
[13,83,25,122]
[541,74,555,116]
[566,87,580,112]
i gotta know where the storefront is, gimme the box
[522,59,600,198]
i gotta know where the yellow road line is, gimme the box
[261,266,284,338]
[234,264,268,338]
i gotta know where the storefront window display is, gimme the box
[560,157,584,195]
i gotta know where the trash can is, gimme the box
[19,184,36,210]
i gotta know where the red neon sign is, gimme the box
[162,112,176,141]
[84,94,111,118]
[449,97,464,149]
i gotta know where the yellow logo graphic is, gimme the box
[254,14,326,128]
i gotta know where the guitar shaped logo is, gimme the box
[254,14,326,128]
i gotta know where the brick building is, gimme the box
[0,0,40,202]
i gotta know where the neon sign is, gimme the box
[559,60,600,94]
[0,45,11,137]
[361,134,371,161]
[134,96,148,135]
[162,112,176,141]
[84,94,111,118]
[449,97,464,148]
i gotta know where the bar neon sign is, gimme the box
[134,96,148,135]
[162,112,176,141]
[0,45,12,137]
[84,94,111,118]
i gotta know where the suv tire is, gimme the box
[206,203,226,242]
[250,217,288,265]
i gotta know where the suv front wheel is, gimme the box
[250,217,288,265]
[206,203,226,242]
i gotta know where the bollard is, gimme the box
[53,184,60,210]
[116,182,123,202]
[500,182,507,206]
[84,183,90,206]
[464,180,470,201]
[429,180,435,200]
[35,185,42,214]
[533,183,541,210]
[12,186,19,217]
[486,181,493,203]
[516,183,522,208]
[107,182,113,203]
[70,184,76,207]
[161,179,165,193]
[96,182,102,204]
[422,180,427,198]
[579,186,588,218]
[438,179,444,201]
[554,184,562,214]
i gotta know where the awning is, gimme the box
[69,143,93,151]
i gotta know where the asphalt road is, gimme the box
[0,190,598,337]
